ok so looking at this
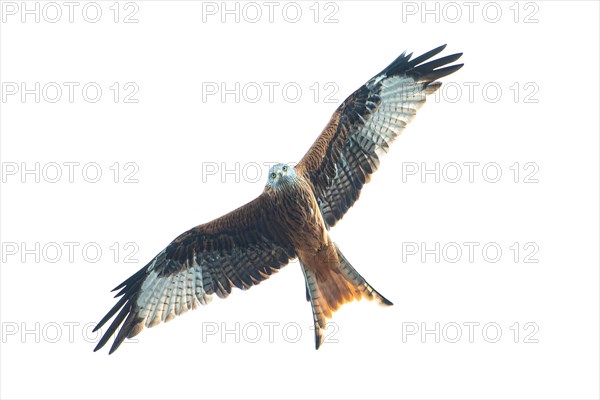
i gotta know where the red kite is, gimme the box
[94,44,463,353]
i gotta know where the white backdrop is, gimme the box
[1,1,599,399]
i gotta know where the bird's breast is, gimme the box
[275,178,328,252]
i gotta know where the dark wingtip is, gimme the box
[377,44,462,81]
[93,295,129,334]
[93,332,110,353]
[108,344,120,355]
[427,43,447,54]
[410,44,447,61]
[433,53,463,66]
[94,264,149,353]
[93,294,138,354]
[406,44,447,66]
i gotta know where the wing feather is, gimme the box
[94,192,296,354]
[296,44,463,227]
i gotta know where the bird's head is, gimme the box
[266,163,297,190]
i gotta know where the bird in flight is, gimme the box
[94,44,463,354]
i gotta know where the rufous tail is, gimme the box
[300,244,392,349]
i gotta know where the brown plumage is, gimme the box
[94,44,463,353]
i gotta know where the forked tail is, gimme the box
[300,244,392,349]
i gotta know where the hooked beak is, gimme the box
[276,169,284,178]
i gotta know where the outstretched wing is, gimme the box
[296,44,463,228]
[94,192,296,354]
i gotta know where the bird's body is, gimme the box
[94,44,464,353]
[268,164,393,345]
[266,168,328,253]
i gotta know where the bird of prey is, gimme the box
[94,44,463,354]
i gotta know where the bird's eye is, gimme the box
[282,165,288,172]
[270,172,276,179]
